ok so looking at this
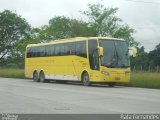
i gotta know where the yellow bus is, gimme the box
[25,37,135,87]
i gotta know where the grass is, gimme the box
[0,68,160,89]
[119,72,160,89]
[0,68,24,79]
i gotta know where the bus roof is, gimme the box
[27,37,125,47]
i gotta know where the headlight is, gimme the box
[125,71,130,76]
[101,71,110,76]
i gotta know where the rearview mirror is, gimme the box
[129,47,137,57]
[97,46,103,56]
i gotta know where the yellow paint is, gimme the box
[25,37,130,83]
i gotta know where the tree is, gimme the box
[32,25,53,42]
[33,3,139,46]
[48,16,94,39]
[148,43,160,66]
[48,16,72,39]
[32,16,95,41]
[68,19,95,37]
[82,3,139,46]
[0,10,31,64]
[131,46,149,70]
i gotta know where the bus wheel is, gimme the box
[39,71,45,82]
[107,82,116,87]
[82,72,91,86]
[33,71,39,82]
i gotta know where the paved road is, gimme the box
[0,77,160,113]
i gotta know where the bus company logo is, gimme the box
[1,114,18,120]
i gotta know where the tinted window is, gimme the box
[51,45,55,56]
[26,41,86,58]
[76,41,87,58]
[70,42,76,55]
[99,40,130,68]
[64,42,76,55]
[46,45,55,56]
[64,43,70,55]
[27,47,31,58]
[88,40,99,70]
[39,46,45,57]
[45,45,51,56]
[59,44,65,56]
[35,46,40,57]
[31,47,35,57]
[34,46,46,57]
[55,44,60,56]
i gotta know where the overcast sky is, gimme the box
[0,0,160,52]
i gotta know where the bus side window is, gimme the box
[50,45,55,56]
[64,43,69,55]
[27,47,31,58]
[76,41,87,58]
[66,42,75,55]
[45,45,54,56]
[70,42,76,55]
[45,45,50,56]
[59,44,65,56]
[30,47,34,57]
[35,46,39,57]
[41,46,46,57]
[34,46,39,57]
[55,44,60,56]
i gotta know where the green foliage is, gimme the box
[32,25,52,42]
[46,16,94,39]
[82,3,139,46]
[0,3,142,68]
[48,16,72,39]
[0,68,24,78]
[131,45,160,71]
[82,3,121,36]
[0,10,31,67]
[119,72,160,89]
[33,2,138,45]
[148,43,160,66]
[131,46,149,70]
[0,68,159,89]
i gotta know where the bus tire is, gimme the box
[107,82,116,87]
[82,72,91,86]
[33,71,39,82]
[39,71,45,82]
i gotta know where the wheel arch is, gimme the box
[81,70,89,81]
[33,70,38,77]
[39,69,44,74]
[39,69,45,78]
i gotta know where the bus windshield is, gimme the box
[99,39,130,68]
